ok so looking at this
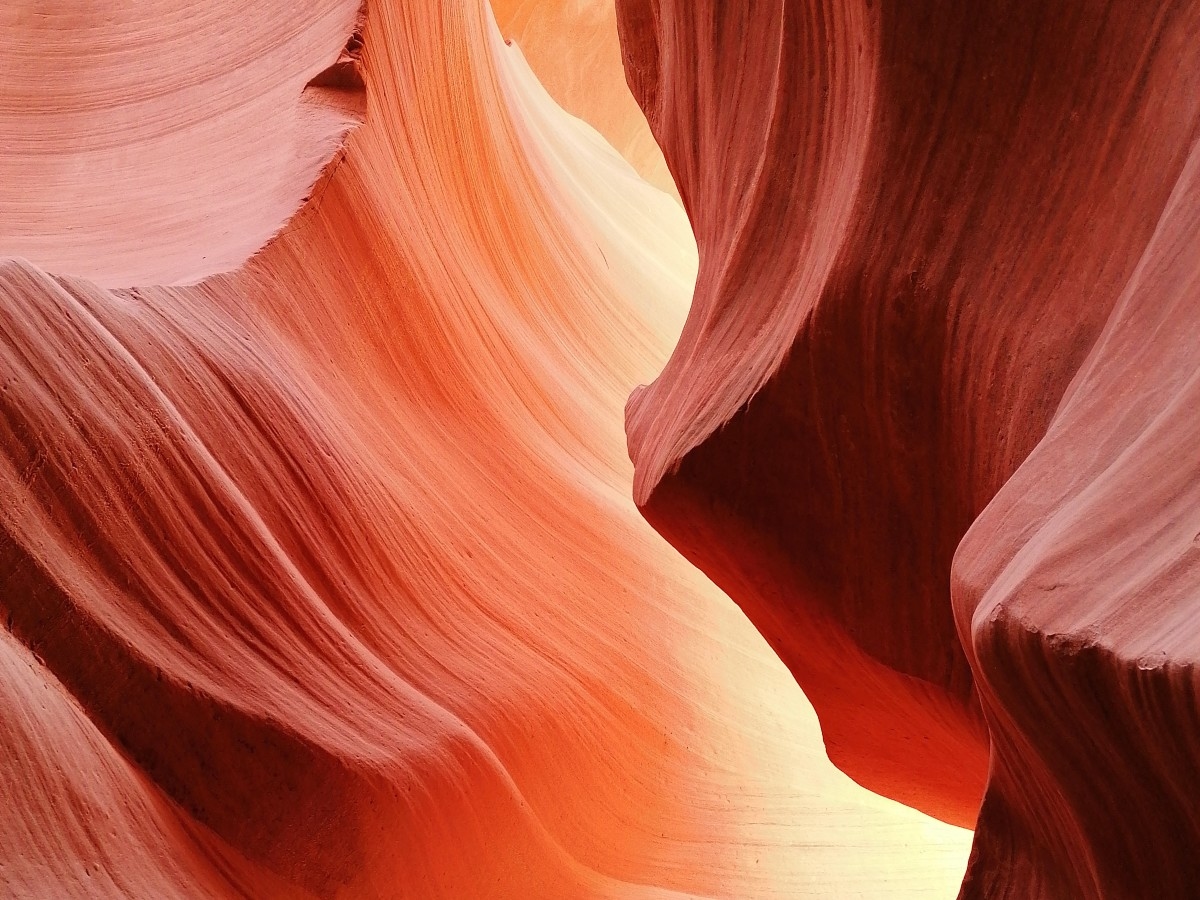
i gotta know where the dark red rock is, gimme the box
[620,0,1200,867]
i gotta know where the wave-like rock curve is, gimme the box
[1,0,972,897]
[620,0,1200,890]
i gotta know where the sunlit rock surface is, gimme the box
[620,0,1200,896]
[0,1,971,898]
[491,0,676,197]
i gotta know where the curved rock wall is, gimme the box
[619,0,1200,894]
[0,1,971,897]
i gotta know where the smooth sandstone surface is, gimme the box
[620,0,1200,895]
[0,1,365,287]
[953,139,1200,898]
[490,0,677,197]
[0,1,972,898]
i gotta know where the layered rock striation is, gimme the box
[620,0,1200,895]
[1,1,972,897]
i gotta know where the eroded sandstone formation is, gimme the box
[0,1,972,898]
[0,0,365,286]
[491,0,676,197]
[620,0,1200,896]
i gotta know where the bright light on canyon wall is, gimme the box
[3,1,1198,899]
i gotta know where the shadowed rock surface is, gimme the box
[620,0,1200,895]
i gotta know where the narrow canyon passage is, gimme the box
[4,1,1198,899]
[1,1,969,898]
[618,0,1200,897]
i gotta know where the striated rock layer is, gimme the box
[954,140,1200,898]
[620,0,1200,893]
[0,0,366,286]
[1,0,972,897]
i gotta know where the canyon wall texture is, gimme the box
[491,0,676,196]
[1,1,972,898]
[619,0,1200,896]
[9,0,1193,896]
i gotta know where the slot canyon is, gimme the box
[2,1,1198,897]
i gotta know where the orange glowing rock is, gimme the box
[0,1,969,898]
